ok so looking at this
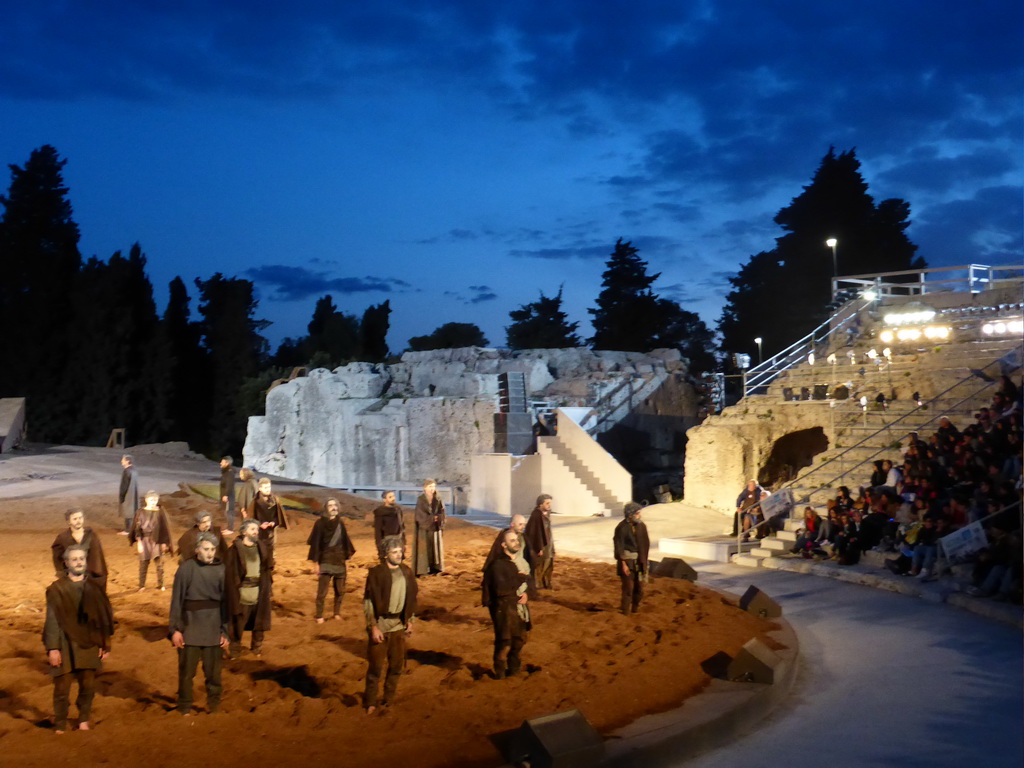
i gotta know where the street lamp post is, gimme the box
[754,337,763,364]
[826,237,838,276]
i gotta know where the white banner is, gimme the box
[938,522,988,562]
[760,488,794,518]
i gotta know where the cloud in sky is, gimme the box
[0,1,1019,349]
[246,265,410,302]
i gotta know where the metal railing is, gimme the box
[743,300,863,398]
[832,263,1024,301]
[776,358,1002,503]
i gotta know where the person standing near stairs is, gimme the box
[525,494,555,589]
[613,502,650,614]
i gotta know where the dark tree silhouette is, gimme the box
[719,148,923,360]
[0,145,83,439]
[161,276,210,447]
[408,322,489,351]
[62,244,169,444]
[589,239,715,365]
[195,274,269,456]
[506,287,581,349]
[360,300,391,362]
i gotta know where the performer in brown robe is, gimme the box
[129,490,174,591]
[482,514,533,575]
[524,494,555,589]
[363,535,417,714]
[225,519,274,658]
[169,533,229,715]
[307,498,356,623]
[613,502,650,615]
[43,545,115,733]
[176,510,227,565]
[482,529,531,679]
[246,477,288,551]
[51,508,108,592]
[413,479,445,576]
[236,468,259,518]
[372,490,405,555]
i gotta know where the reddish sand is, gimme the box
[0,490,781,768]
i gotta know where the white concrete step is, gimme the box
[731,554,764,568]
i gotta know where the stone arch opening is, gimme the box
[758,427,829,487]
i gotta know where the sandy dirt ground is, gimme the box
[0,488,781,768]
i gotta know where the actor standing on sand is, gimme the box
[129,490,174,591]
[307,497,356,623]
[482,529,531,679]
[44,546,115,734]
[225,519,274,658]
[169,533,229,715]
[176,511,227,565]
[118,454,138,535]
[613,502,650,615]
[372,490,405,555]
[236,468,258,519]
[413,479,445,576]
[483,514,533,573]
[363,536,417,714]
[247,477,288,552]
[219,456,236,536]
[51,508,108,592]
[524,494,555,589]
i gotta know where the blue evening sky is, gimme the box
[2,1,1020,351]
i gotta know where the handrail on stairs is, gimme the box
[777,357,1005,505]
[744,298,864,398]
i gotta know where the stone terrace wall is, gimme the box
[243,347,700,489]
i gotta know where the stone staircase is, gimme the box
[728,332,1019,569]
[536,434,622,516]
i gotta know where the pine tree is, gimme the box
[719,148,923,360]
[506,287,581,349]
[0,145,82,439]
[195,274,269,456]
[162,276,210,448]
[360,300,391,362]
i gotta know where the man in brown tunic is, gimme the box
[307,497,356,623]
[129,489,174,591]
[51,508,108,592]
[413,479,445,576]
[372,490,405,555]
[246,477,288,552]
[524,494,555,589]
[170,533,229,715]
[176,511,227,565]
[613,502,650,615]
[43,545,115,733]
[482,514,532,574]
[482,529,531,679]
[363,535,417,714]
[225,519,274,658]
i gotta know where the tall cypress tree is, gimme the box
[62,244,166,444]
[196,274,269,456]
[162,276,209,447]
[0,145,82,439]
[589,239,663,351]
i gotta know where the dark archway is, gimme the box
[758,427,829,487]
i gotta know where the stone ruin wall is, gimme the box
[243,347,703,492]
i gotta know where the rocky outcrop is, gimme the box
[244,347,702,490]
